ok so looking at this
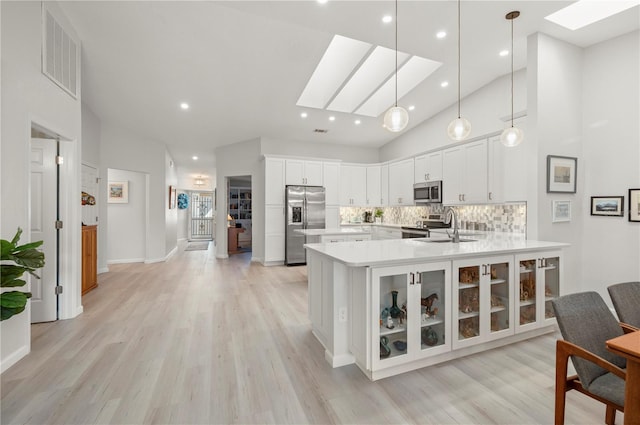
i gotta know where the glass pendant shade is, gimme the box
[384,106,409,132]
[447,117,471,141]
[500,126,524,147]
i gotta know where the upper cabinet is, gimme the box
[414,151,443,183]
[442,140,488,205]
[380,163,389,206]
[388,158,414,206]
[265,157,285,205]
[340,164,367,206]
[285,159,323,186]
[323,162,340,206]
[366,165,381,206]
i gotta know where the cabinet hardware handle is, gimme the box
[481,264,486,276]
[489,192,493,200]
[426,173,430,181]
[410,272,415,285]
[416,272,422,284]
[538,258,542,268]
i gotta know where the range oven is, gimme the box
[401,213,451,238]
[413,181,442,204]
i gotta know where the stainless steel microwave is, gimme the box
[413,181,442,204]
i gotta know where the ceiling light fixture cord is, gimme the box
[457,0,461,119]
[510,12,514,128]
[395,0,398,107]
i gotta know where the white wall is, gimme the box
[165,150,178,256]
[261,137,379,163]
[380,70,527,161]
[580,31,640,298]
[177,167,216,192]
[99,123,169,263]
[1,1,82,372]
[81,103,101,166]
[107,169,147,263]
[177,190,189,240]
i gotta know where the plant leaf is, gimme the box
[10,228,23,246]
[1,277,27,288]
[10,250,45,268]
[0,291,31,309]
[1,305,26,321]
[14,240,44,252]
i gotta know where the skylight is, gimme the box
[545,0,639,30]
[297,34,442,117]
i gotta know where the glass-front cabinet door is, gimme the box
[515,251,562,333]
[371,261,451,371]
[452,255,514,349]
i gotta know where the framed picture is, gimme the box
[108,181,129,203]
[547,155,577,193]
[590,196,624,217]
[552,200,571,222]
[629,188,640,222]
[169,185,177,209]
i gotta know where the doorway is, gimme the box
[189,191,214,241]
[227,176,252,253]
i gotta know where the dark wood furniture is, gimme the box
[227,227,244,254]
[607,331,640,425]
[82,225,98,295]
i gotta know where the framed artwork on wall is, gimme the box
[169,185,177,209]
[590,196,624,217]
[552,200,571,222]
[108,181,129,204]
[629,188,640,222]
[547,155,577,193]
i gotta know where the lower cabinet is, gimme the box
[320,234,371,243]
[82,225,98,295]
[371,262,452,371]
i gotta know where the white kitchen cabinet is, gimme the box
[514,251,562,333]
[339,164,367,206]
[452,255,514,349]
[442,140,488,205]
[319,234,371,243]
[414,151,443,183]
[488,126,528,203]
[265,157,285,205]
[371,226,402,240]
[369,262,452,372]
[366,165,381,206]
[285,159,323,186]
[264,205,285,263]
[323,162,340,206]
[380,163,389,206]
[325,206,340,229]
[388,158,414,206]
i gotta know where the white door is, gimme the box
[30,139,58,323]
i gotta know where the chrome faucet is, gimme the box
[445,207,460,243]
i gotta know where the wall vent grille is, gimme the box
[43,9,78,98]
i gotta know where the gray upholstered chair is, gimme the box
[552,291,627,425]
[607,281,640,329]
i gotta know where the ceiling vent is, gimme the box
[313,129,329,133]
[42,9,79,99]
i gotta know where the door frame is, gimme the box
[29,117,82,321]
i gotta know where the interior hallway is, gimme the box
[1,242,609,424]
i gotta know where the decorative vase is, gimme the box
[422,327,438,346]
[389,290,402,318]
[380,336,391,359]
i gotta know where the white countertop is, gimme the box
[304,234,568,267]
[295,228,372,236]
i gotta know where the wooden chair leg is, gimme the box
[605,405,616,425]
[555,341,569,425]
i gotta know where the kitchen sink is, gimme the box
[416,238,477,243]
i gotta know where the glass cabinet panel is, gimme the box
[489,262,510,334]
[419,269,446,351]
[518,259,537,326]
[378,274,409,361]
[543,256,560,319]
[458,265,480,341]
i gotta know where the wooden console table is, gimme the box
[228,227,245,254]
[606,331,640,425]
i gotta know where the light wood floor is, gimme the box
[1,242,613,424]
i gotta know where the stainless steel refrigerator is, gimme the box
[285,185,325,266]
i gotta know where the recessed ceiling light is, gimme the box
[180,102,189,110]
[192,156,198,160]
[329,116,336,121]
[354,119,361,125]
[499,50,509,57]
[382,15,393,24]
[545,0,639,30]
[441,81,449,88]
[436,31,447,39]
[317,0,328,3]
[300,112,308,118]
[408,105,415,111]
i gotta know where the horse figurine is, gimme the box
[421,293,438,315]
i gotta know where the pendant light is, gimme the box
[383,0,409,133]
[447,0,471,141]
[501,11,524,147]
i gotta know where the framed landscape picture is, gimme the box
[108,181,129,203]
[552,200,571,222]
[629,188,640,222]
[590,196,624,217]
[169,185,177,209]
[547,155,577,193]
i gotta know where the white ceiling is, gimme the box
[58,1,640,173]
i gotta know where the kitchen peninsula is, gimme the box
[304,235,568,380]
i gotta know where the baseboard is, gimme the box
[76,305,84,316]
[1,344,29,374]
[251,256,264,263]
[107,258,145,265]
[216,253,229,259]
[98,267,109,274]
[178,237,187,242]
[262,260,284,267]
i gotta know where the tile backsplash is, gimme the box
[340,203,527,234]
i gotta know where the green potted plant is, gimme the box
[1,228,45,321]
[374,208,384,223]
